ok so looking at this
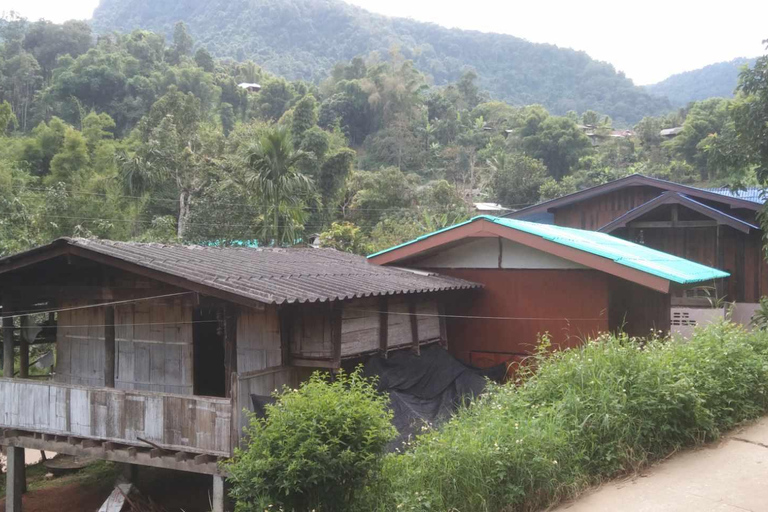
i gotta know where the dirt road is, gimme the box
[552,417,768,512]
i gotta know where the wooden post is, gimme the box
[279,306,293,366]
[408,299,420,355]
[6,446,25,511]
[438,301,448,349]
[230,372,240,455]
[378,296,388,358]
[2,308,14,379]
[223,306,238,399]
[104,306,116,388]
[18,316,29,379]
[212,474,225,512]
[331,302,342,369]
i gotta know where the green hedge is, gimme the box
[359,322,768,512]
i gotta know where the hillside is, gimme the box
[91,0,671,125]
[645,57,757,106]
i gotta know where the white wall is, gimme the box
[416,237,586,269]
[671,307,726,339]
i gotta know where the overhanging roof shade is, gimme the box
[0,238,481,307]
[506,174,764,221]
[368,216,730,293]
[599,192,760,234]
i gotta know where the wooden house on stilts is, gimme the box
[0,238,478,512]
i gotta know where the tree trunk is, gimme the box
[178,189,191,239]
[274,190,281,247]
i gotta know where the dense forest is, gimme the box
[646,57,758,106]
[90,0,672,125]
[0,15,766,258]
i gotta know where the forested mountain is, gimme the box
[91,0,671,125]
[646,57,758,106]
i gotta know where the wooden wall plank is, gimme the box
[0,378,232,456]
[236,306,282,374]
[55,287,194,395]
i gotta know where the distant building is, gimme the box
[473,202,512,216]
[369,215,727,365]
[660,127,684,138]
[505,173,766,335]
[577,125,633,146]
[237,82,262,92]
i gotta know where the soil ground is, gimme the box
[0,456,216,512]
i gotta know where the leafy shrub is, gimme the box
[750,296,768,329]
[226,369,397,512]
[358,322,768,512]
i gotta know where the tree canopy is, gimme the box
[0,14,763,258]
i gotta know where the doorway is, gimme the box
[193,307,226,397]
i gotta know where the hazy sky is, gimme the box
[3,0,766,85]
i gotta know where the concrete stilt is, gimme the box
[212,475,225,512]
[119,463,138,483]
[5,446,25,512]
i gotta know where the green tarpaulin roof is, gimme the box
[369,215,730,285]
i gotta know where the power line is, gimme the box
[51,319,221,329]
[8,307,607,332]
[0,213,374,229]
[345,308,606,322]
[10,185,535,210]
[0,292,193,321]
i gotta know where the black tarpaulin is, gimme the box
[364,345,506,450]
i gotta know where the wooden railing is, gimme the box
[0,378,232,456]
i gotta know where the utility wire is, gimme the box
[0,292,193,321]
[3,302,606,329]
[11,185,535,209]
[346,308,606,322]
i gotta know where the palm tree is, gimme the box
[240,126,316,246]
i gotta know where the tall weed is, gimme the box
[358,322,768,512]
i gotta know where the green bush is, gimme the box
[225,369,397,512]
[359,322,768,512]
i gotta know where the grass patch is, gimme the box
[357,322,768,512]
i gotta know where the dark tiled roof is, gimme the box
[1,238,480,305]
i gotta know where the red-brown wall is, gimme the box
[433,268,611,367]
[608,277,671,337]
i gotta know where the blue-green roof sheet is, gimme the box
[369,215,730,285]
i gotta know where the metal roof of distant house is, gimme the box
[703,186,765,204]
[505,174,764,221]
[369,216,729,293]
[237,82,261,91]
[0,238,480,307]
[473,202,510,212]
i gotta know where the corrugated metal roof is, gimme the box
[369,216,730,285]
[702,187,765,204]
[2,238,480,305]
